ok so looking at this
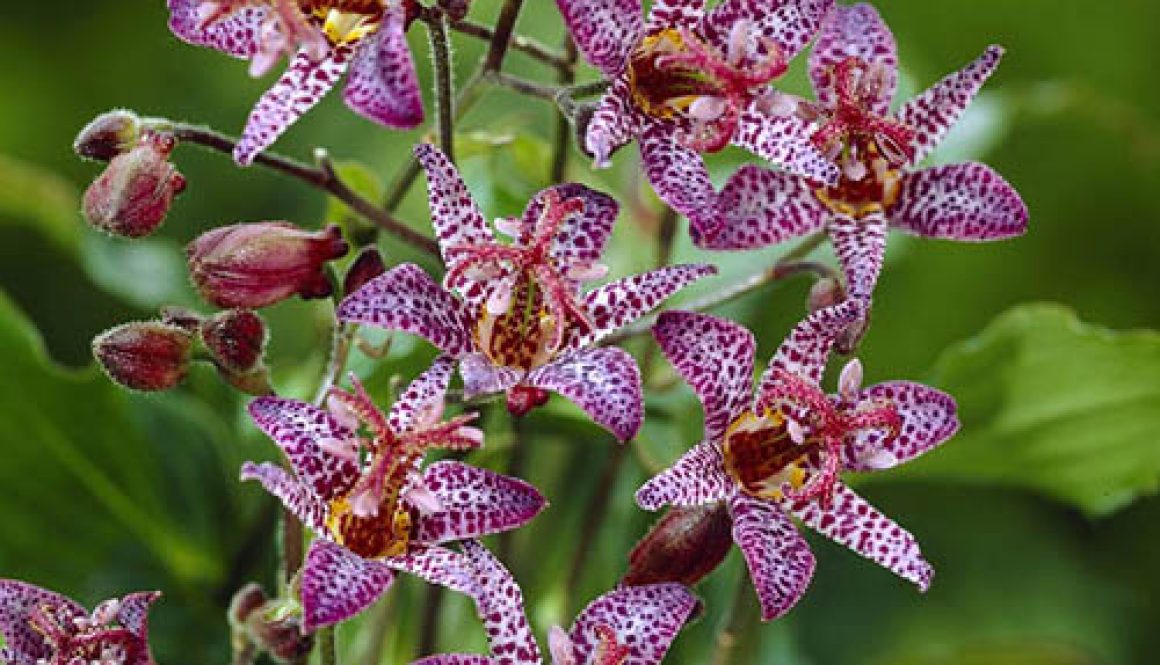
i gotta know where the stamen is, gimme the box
[786,418,806,445]
[326,393,361,430]
[565,262,609,282]
[90,599,121,627]
[688,96,728,123]
[404,482,444,516]
[486,281,515,316]
[727,20,753,66]
[838,358,863,402]
[349,487,380,518]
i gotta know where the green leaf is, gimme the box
[884,303,1160,516]
[0,153,81,254]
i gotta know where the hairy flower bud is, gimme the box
[74,109,142,162]
[623,504,732,587]
[187,222,349,309]
[201,309,267,374]
[93,321,194,391]
[228,584,313,664]
[343,247,387,298]
[82,132,186,238]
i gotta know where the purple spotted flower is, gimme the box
[556,0,840,237]
[635,302,960,620]
[705,3,1028,308]
[412,541,698,665]
[337,144,715,442]
[167,0,429,164]
[241,356,546,630]
[0,581,159,665]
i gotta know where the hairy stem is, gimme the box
[424,13,456,163]
[551,36,578,183]
[449,18,572,71]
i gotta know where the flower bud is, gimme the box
[201,309,267,374]
[187,222,349,309]
[506,385,551,417]
[623,504,732,587]
[82,132,186,238]
[435,0,470,21]
[228,584,313,664]
[806,277,844,313]
[93,321,194,391]
[343,247,386,298]
[74,109,142,162]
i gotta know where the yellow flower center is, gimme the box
[722,410,812,500]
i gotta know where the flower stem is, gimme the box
[711,573,756,665]
[448,18,573,71]
[171,124,439,257]
[319,625,337,665]
[551,35,578,184]
[424,13,457,163]
[483,0,526,73]
[417,584,444,658]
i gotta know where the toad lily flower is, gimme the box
[241,356,547,630]
[167,0,425,164]
[411,541,698,665]
[337,144,715,441]
[0,581,159,665]
[703,3,1028,309]
[556,0,840,238]
[635,302,960,620]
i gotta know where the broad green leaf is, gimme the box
[80,234,195,309]
[884,303,1160,516]
[0,153,81,254]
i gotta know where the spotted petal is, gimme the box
[389,355,457,434]
[699,165,827,250]
[636,441,734,511]
[843,381,959,472]
[338,263,476,357]
[556,0,644,76]
[115,592,160,641]
[0,580,86,665]
[705,0,835,60]
[889,162,1029,241]
[167,0,264,58]
[653,311,755,442]
[240,462,329,533]
[586,80,644,168]
[459,541,541,665]
[897,45,1005,166]
[234,45,354,165]
[247,397,360,500]
[459,353,524,401]
[527,347,643,442]
[415,143,494,298]
[301,540,395,631]
[828,211,888,302]
[728,493,815,621]
[568,264,718,351]
[733,105,840,187]
[384,545,477,598]
[809,2,898,114]
[639,124,721,239]
[411,656,494,665]
[521,184,618,267]
[787,483,933,590]
[647,0,707,31]
[415,461,547,544]
[569,584,698,665]
[760,299,864,395]
[343,7,424,129]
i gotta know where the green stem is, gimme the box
[424,13,456,163]
[551,35,578,183]
[448,18,572,71]
[319,626,337,665]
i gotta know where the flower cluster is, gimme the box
[41,0,1030,663]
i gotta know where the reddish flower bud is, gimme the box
[82,132,186,238]
[506,385,551,417]
[201,309,267,374]
[343,247,387,298]
[228,584,313,664]
[623,504,732,587]
[74,109,142,162]
[807,277,845,313]
[92,321,194,391]
[187,222,349,309]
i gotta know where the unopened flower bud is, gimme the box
[806,277,844,313]
[83,132,186,238]
[506,385,551,417]
[187,222,349,308]
[93,322,194,391]
[623,504,732,587]
[343,247,386,298]
[74,109,142,162]
[201,309,267,374]
[228,584,313,664]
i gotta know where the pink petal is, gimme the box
[728,493,815,621]
[459,541,541,665]
[0,580,86,665]
[569,584,698,665]
[343,7,424,129]
[415,461,547,544]
[555,0,644,76]
[786,484,933,590]
[843,381,959,471]
[384,545,477,598]
[115,591,160,641]
[646,0,707,31]
[337,263,476,357]
[733,104,840,186]
[639,124,722,240]
[459,353,524,400]
[809,3,898,115]
[247,397,361,500]
[897,45,1005,167]
[411,656,495,665]
[301,540,396,631]
[239,462,329,533]
[568,264,718,350]
[234,46,353,165]
[586,80,644,167]
[635,441,734,511]
[521,184,618,268]
[705,0,835,59]
[652,311,755,442]
[890,162,1028,241]
[760,299,864,394]
[699,164,827,250]
[389,355,457,434]
[828,211,888,302]
[526,347,643,442]
[167,0,264,58]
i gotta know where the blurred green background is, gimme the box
[1,1,1158,664]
